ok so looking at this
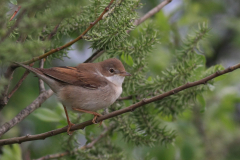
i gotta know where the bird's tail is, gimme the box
[14,62,60,93]
[13,62,43,76]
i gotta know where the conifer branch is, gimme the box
[34,125,112,160]
[22,0,115,65]
[86,0,172,62]
[84,49,105,63]
[1,62,240,145]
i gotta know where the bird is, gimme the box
[15,58,131,135]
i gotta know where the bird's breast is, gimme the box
[57,84,122,112]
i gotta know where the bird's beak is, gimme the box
[119,71,131,76]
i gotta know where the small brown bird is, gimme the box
[15,58,131,134]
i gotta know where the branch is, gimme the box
[0,89,53,137]
[9,6,21,21]
[1,63,239,145]
[47,24,60,40]
[39,59,45,93]
[133,0,172,26]
[85,0,172,62]
[7,63,34,99]
[0,65,17,111]
[0,9,26,43]
[22,0,115,65]
[34,125,112,160]
[84,49,105,63]
[117,95,133,101]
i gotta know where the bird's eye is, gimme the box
[109,68,114,73]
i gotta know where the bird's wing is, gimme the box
[39,66,107,89]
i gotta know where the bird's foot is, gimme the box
[67,122,75,135]
[92,114,102,126]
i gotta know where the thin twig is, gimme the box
[1,63,239,145]
[0,89,53,138]
[34,125,112,160]
[84,49,105,63]
[47,24,60,40]
[7,63,34,99]
[22,0,115,65]
[0,9,26,43]
[117,95,133,101]
[9,6,21,21]
[86,0,173,63]
[0,65,17,111]
[134,0,172,26]
[39,59,45,93]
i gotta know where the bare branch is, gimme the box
[1,63,239,145]
[0,89,53,138]
[84,49,105,63]
[85,0,172,63]
[9,6,21,21]
[39,59,45,93]
[34,125,112,160]
[0,65,17,111]
[47,24,60,40]
[22,0,115,65]
[134,0,172,26]
[7,63,34,99]
[117,95,133,101]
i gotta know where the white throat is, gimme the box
[106,75,125,87]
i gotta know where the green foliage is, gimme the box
[1,144,21,160]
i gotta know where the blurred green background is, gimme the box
[1,0,240,159]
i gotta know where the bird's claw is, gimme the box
[67,122,75,135]
[92,115,102,126]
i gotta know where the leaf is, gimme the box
[10,0,17,5]
[121,53,134,66]
[196,94,206,112]
[214,74,227,82]
[34,108,62,122]
[1,144,21,160]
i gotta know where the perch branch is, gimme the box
[1,63,240,145]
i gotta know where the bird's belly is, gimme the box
[57,85,121,112]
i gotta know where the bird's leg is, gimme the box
[72,108,102,125]
[63,106,75,135]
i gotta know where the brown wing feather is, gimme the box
[39,66,107,89]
